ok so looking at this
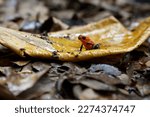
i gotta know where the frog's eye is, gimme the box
[78,35,86,40]
[93,43,100,49]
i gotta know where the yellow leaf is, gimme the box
[0,16,150,62]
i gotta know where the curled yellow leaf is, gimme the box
[0,16,150,61]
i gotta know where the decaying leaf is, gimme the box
[0,16,150,61]
[78,88,100,100]
[18,76,56,99]
[12,60,30,67]
[89,64,121,76]
[7,67,50,96]
[79,79,117,91]
[0,84,16,99]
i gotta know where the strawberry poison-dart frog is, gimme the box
[78,35,100,51]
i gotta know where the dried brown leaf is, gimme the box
[7,67,49,96]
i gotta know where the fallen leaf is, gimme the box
[0,84,16,99]
[78,88,99,100]
[79,79,116,91]
[89,64,121,76]
[145,61,150,67]
[0,67,12,76]
[7,67,49,96]
[18,76,56,99]
[0,16,150,61]
[12,60,30,66]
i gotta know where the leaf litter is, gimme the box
[0,0,150,99]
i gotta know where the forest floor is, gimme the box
[0,0,150,99]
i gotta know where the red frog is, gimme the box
[78,35,100,51]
